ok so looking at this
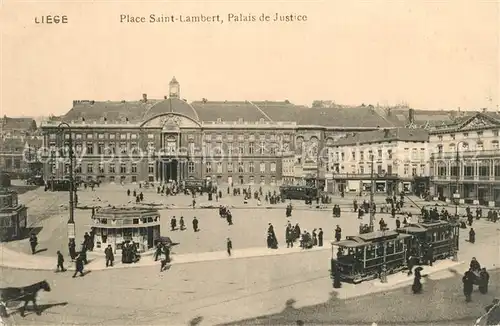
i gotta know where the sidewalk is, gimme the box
[0,242,332,272]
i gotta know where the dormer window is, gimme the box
[237,118,243,124]
[259,118,265,124]
[217,118,222,123]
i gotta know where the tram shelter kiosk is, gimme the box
[90,207,161,253]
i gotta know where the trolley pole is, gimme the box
[369,154,375,232]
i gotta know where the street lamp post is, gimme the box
[58,122,76,242]
[369,154,375,232]
[453,141,466,217]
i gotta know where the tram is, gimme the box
[279,185,318,200]
[396,220,460,263]
[330,230,413,284]
[330,220,460,284]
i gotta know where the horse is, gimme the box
[0,280,51,317]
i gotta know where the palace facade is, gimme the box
[38,77,465,187]
[429,112,500,206]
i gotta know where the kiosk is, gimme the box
[90,207,161,253]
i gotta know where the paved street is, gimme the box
[2,185,500,325]
[0,248,499,326]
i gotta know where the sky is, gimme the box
[0,0,498,117]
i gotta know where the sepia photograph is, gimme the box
[0,0,499,325]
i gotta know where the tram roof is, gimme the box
[94,206,159,217]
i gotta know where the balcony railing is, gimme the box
[332,173,399,179]
[431,149,500,160]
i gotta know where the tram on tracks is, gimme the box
[396,220,460,264]
[330,220,459,284]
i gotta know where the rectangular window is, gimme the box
[188,162,195,173]
[120,134,127,140]
[270,162,276,172]
[227,143,233,157]
[412,165,417,176]
[120,163,127,174]
[260,162,266,173]
[227,162,233,173]
[148,163,154,174]
[360,152,364,161]
[403,164,409,176]
[238,162,244,173]
[148,134,154,139]
[132,176,137,182]
[131,164,137,173]
[98,133,105,139]
[87,164,93,173]
[109,134,116,140]
[259,142,265,155]
[217,162,223,173]
[206,162,212,173]
[120,142,127,154]
[464,165,474,177]
[74,165,82,174]
[87,134,93,140]
[238,143,244,154]
[98,142,104,155]
[86,143,94,155]
[249,162,255,173]
[109,163,115,173]
[351,151,356,161]
[99,164,105,174]
[249,142,254,154]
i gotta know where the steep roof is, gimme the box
[63,100,161,123]
[334,128,429,146]
[1,117,36,131]
[296,106,395,128]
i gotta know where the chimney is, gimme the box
[164,96,167,99]
[383,129,391,138]
[408,108,415,124]
[142,93,148,102]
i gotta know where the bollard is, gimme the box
[380,264,388,283]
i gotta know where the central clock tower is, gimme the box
[169,77,180,98]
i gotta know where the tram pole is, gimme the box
[369,154,375,232]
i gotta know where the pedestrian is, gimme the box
[335,225,342,242]
[171,216,177,231]
[154,243,163,261]
[105,245,114,267]
[395,217,401,229]
[192,216,199,232]
[29,233,38,254]
[318,228,324,247]
[412,267,423,294]
[56,251,66,272]
[312,229,318,246]
[227,238,232,256]
[72,255,85,278]
[469,228,475,244]
[463,270,474,302]
[179,216,185,231]
[479,268,490,294]
[68,239,76,261]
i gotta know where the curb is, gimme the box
[0,245,332,272]
[372,261,464,288]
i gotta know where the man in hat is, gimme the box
[105,245,114,267]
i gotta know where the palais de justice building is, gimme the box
[39,77,445,187]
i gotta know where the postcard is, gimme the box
[0,1,498,325]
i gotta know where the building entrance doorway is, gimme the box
[163,159,178,182]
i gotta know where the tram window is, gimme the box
[365,247,375,259]
[101,218,107,224]
[148,217,153,223]
[133,219,139,225]
[386,241,395,255]
[141,218,147,224]
[376,243,384,256]
[395,240,403,252]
